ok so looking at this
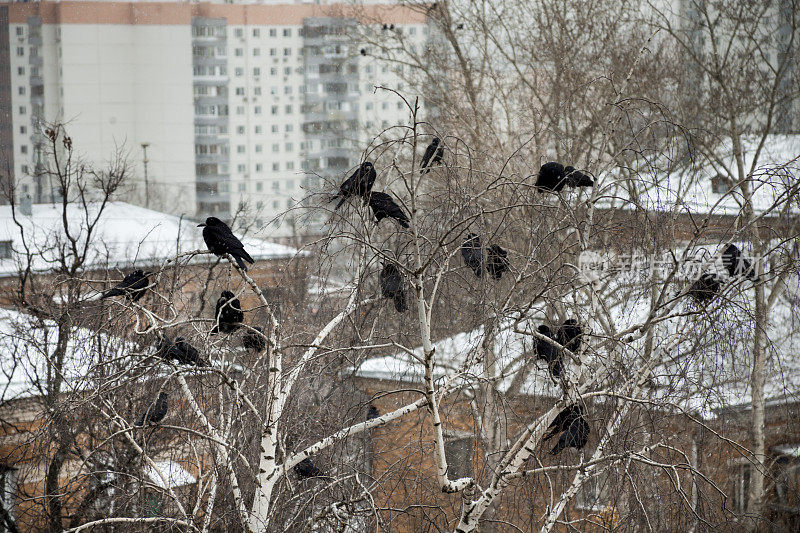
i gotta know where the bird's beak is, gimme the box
[197,223,206,227]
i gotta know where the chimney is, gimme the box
[19,194,32,216]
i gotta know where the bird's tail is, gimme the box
[333,195,347,210]
[398,217,410,229]
[233,255,249,271]
[568,173,594,188]
[550,358,563,378]
[471,264,484,278]
[550,441,564,455]
[489,268,502,280]
[394,291,408,313]
[542,427,558,442]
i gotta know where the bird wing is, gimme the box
[420,143,436,168]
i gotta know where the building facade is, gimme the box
[0,1,429,237]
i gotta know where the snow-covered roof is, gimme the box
[0,308,129,401]
[146,460,196,489]
[772,444,800,458]
[597,134,800,216]
[0,202,298,276]
[356,320,561,397]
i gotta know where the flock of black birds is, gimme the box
[106,148,758,472]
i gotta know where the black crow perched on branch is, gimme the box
[543,404,586,442]
[243,326,267,353]
[366,191,409,228]
[367,405,380,420]
[688,273,721,303]
[211,290,244,334]
[535,162,593,192]
[461,233,484,278]
[380,263,408,313]
[550,414,590,455]
[101,269,151,302]
[420,137,444,173]
[294,458,322,479]
[157,336,207,366]
[333,162,376,210]
[486,244,510,280]
[134,392,168,427]
[557,319,582,355]
[535,324,563,378]
[722,244,759,281]
[198,217,254,271]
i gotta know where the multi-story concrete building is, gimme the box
[0,1,429,237]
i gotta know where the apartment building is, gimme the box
[0,2,429,237]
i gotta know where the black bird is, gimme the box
[198,217,255,271]
[360,48,367,56]
[333,162,377,210]
[134,392,169,427]
[486,244,510,280]
[380,263,408,313]
[211,290,244,334]
[243,326,267,352]
[557,319,582,355]
[367,405,380,420]
[535,324,563,378]
[543,404,585,442]
[535,162,594,192]
[688,273,721,303]
[366,191,409,228]
[456,23,464,29]
[389,24,395,30]
[101,269,150,302]
[722,244,758,281]
[420,137,444,173]
[294,458,322,479]
[157,336,206,366]
[564,166,594,188]
[550,416,590,455]
[461,233,484,277]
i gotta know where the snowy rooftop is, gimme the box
[146,460,196,489]
[0,202,298,276]
[356,320,561,397]
[355,248,800,415]
[597,134,800,216]
[0,308,129,401]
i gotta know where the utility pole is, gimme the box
[141,142,150,208]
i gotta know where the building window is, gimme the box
[270,48,277,56]
[18,107,25,115]
[256,181,263,190]
[271,106,278,115]
[237,126,245,134]
[711,173,729,194]
[283,28,291,37]
[16,47,23,57]
[773,449,800,514]
[272,144,279,153]
[235,67,244,77]
[0,241,12,260]
[253,67,261,77]
[286,179,294,189]
[238,183,246,192]
[272,163,280,171]
[235,28,243,38]
[286,161,294,170]
[731,463,751,513]
[237,164,246,172]
[15,27,23,36]
[19,126,26,135]
[255,145,263,153]
[284,67,291,76]
[254,106,262,115]
[445,435,473,479]
[20,165,28,174]
[271,125,279,133]
[236,106,245,115]
[235,48,243,56]
[254,125,262,134]
[270,67,278,76]
[19,145,27,154]
[285,105,292,114]
[253,29,260,37]
[16,67,24,76]
[284,86,292,95]
[237,145,245,154]
[283,47,291,56]
[235,87,245,96]
[285,124,293,133]
[284,142,293,152]
[253,48,260,57]
[269,28,277,37]
[253,87,261,96]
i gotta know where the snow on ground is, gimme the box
[0,202,299,276]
